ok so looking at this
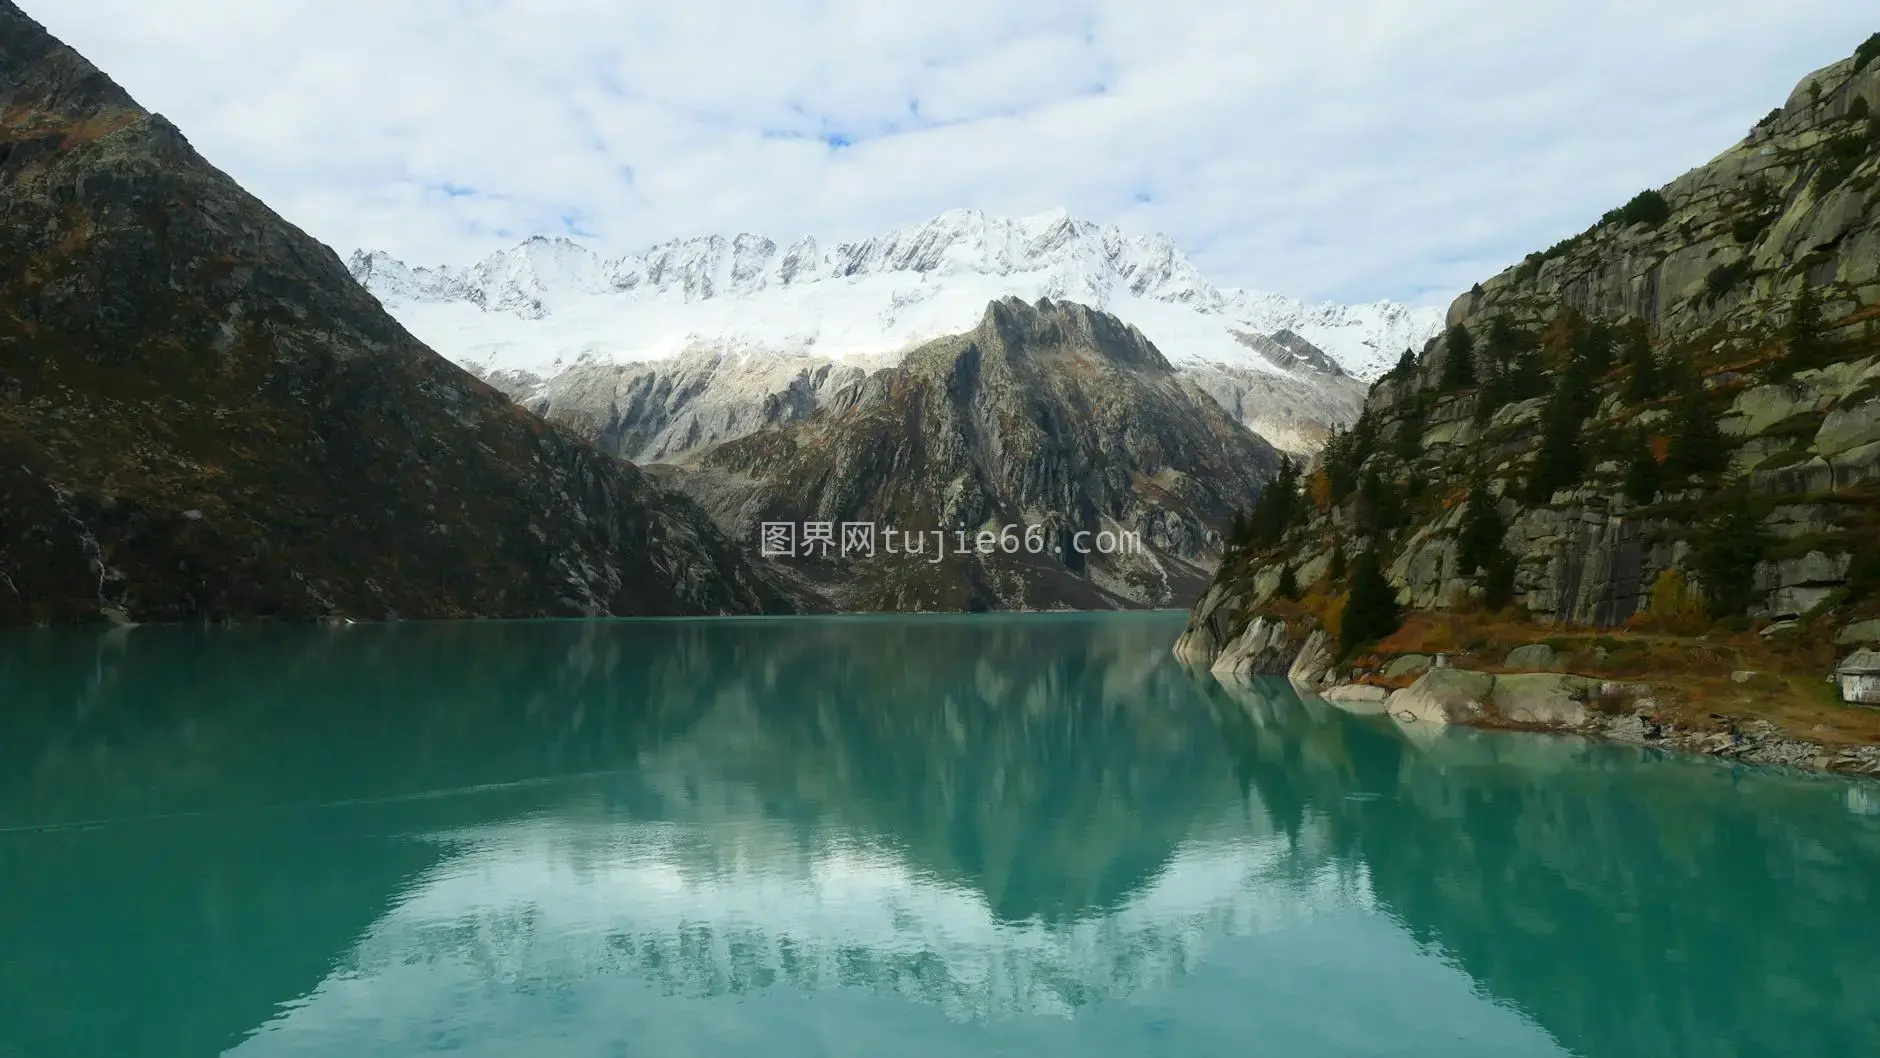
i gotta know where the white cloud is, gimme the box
[22,0,1877,305]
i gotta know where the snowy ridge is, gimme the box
[350,209,1443,384]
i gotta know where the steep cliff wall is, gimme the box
[1180,38,1880,682]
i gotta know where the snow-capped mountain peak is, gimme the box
[349,209,1441,383]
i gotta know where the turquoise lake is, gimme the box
[2,612,1878,1057]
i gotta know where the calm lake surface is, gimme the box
[3,612,1878,1057]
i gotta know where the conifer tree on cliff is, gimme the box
[1780,283,1823,375]
[1623,324,1659,403]
[1275,563,1299,601]
[1622,430,1662,505]
[1456,481,1505,575]
[1250,456,1301,546]
[1665,379,1727,480]
[1441,323,1476,389]
[1340,549,1402,654]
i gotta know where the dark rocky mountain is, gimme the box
[657,297,1282,610]
[0,2,801,624]
[1179,36,1880,676]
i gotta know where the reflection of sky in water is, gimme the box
[229,797,1566,1058]
[11,616,1878,1058]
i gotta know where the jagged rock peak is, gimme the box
[973,296,1173,372]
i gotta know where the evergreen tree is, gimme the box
[1340,549,1403,654]
[1320,426,1356,504]
[1621,430,1662,505]
[1323,408,1384,506]
[1483,551,1518,611]
[1622,325,1659,404]
[1357,468,1403,534]
[1526,413,1582,503]
[1394,399,1425,461]
[1456,482,1505,574]
[1275,564,1299,600]
[1250,456,1301,546]
[1573,319,1614,376]
[1440,323,1476,390]
[1484,315,1521,377]
[1329,543,1347,581]
[1557,340,1597,418]
[1780,283,1823,375]
[1524,358,1593,503]
[1664,382,1727,480]
[1481,552,1526,608]
[1391,346,1417,379]
[1229,510,1251,548]
[1510,348,1549,402]
[1694,487,1770,619]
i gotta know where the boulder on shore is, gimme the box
[1387,668,1496,725]
[1491,673,1598,726]
[1503,643,1564,671]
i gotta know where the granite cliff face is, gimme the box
[0,2,800,623]
[660,297,1281,610]
[1179,38,1880,676]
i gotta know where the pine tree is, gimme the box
[1456,482,1504,574]
[1664,382,1727,480]
[1275,564,1299,600]
[1394,399,1425,461]
[1322,411,1378,505]
[1485,315,1521,377]
[1780,283,1823,375]
[1524,357,1592,503]
[1573,319,1614,376]
[1623,325,1659,404]
[1510,348,1549,401]
[1391,346,1417,379]
[1440,324,1476,389]
[1695,486,1769,619]
[1483,551,1518,611]
[1357,468,1403,534]
[1526,414,1581,503]
[1340,549,1403,654]
[1250,456,1300,546]
[1329,543,1347,581]
[1320,427,1355,504]
[1475,378,1505,426]
[1621,430,1662,505]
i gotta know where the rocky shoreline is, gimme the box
[1177,607,1880,779]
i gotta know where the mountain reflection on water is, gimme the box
[1,614,1876,1058]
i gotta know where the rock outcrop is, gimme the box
[658,296,1282,611]
[0,3,802,623]
[1178,37,1880,673]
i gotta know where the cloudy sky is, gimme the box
[30,0,1874,306]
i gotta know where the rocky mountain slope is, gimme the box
[658,297,1281,611]
[1175,35,1880,741]
[0,1,801,624]
[350,211,1441,459]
